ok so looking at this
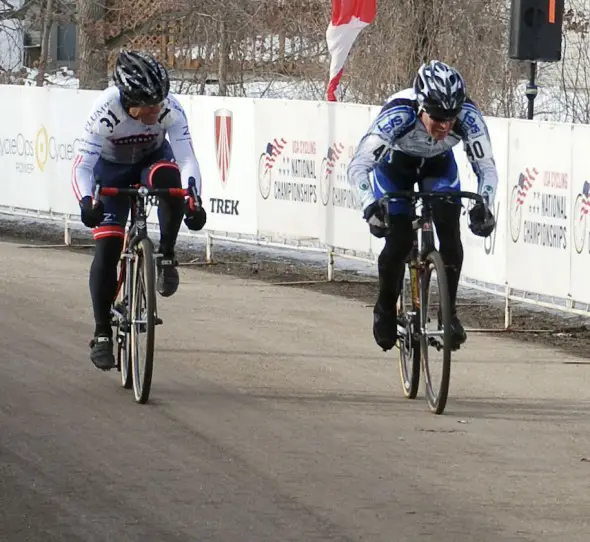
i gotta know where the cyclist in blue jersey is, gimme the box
[348,60,497,352]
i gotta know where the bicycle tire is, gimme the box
[397,265,420,399]
[130,238,156,404]
[116,256,132,390]
[420,250,452,415]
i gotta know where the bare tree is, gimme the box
[35,0,53,85]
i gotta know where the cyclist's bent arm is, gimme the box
[72,131,104,201]
[459,101,499,206]
[348,100,416,209]
[166,95,202,196]
[71,91,112,201]
[167,123,202,195]
[348,133,395,209]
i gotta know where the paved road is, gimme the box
[1,240,590,542]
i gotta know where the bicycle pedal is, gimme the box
[155,317,163,325]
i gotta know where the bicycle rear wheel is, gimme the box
[397,265,420,399]
[130,238,156,404]
[420,250,452,414]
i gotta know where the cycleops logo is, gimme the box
[0,126,80,174]
[509,167,568,250]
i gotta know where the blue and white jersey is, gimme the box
[71,86,201,200]
[347,88,499,209]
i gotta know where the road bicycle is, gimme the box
[377,188,487,414]
[93,177,199,404]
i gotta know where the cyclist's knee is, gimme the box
[144,160,181,189]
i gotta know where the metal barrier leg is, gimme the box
[64,217,72,246]
[206,232,213,263]
[327,248,335,282]
[504,284,512,330]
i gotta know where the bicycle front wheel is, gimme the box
[115,249,132,389]
[130,238,156,404]
[420,250,452,415]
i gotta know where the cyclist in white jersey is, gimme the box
[71,50,207,370]
[348,60,497,352]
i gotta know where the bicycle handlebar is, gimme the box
[98,186,190,197]
[92,176,201,210]
[378,190,486,206]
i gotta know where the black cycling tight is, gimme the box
[90,197,184,337]
[377,202,463,313]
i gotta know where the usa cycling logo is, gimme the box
[319,142,344,206]
[509,167,539,242]
[258,137,287,199]
[573,181,590,253]
[214,109,233,187]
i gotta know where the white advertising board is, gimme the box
[0,85,57,213]
[254,99,328,241]
[323,102,373,253]
[456,115,509,287]
[568,124,590,304]
[506,120,573,298]
[187,95,257,235]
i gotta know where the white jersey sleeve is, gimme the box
[165,95,202,195]
[71,92,110,200]
[458,100,499,206]
[347,97,417,210]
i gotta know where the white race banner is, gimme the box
[254,99,328,240]
[323,102,373,253]
[189,96,257,234]
[506,119,572,297]
[456,115,509,287]
[45,88,99,216]
[568,124,590,304]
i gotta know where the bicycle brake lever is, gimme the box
[187,177,201,210]
[92,182,101,209]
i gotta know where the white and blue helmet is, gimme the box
[414,60,466,119]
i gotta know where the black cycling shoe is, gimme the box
[157,257,179,298]
[450,313,467,348]
[373,303,398,352]
[89,335,115,371]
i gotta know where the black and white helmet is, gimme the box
[414,60,466,119]
[113,50,170,106]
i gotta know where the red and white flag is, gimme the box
[326,0,376,101]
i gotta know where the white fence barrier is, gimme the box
[1,85,589,327]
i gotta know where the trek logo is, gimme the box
[209,198,239,216]
[214,109,233,186]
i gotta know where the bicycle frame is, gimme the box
[379,188,486,336]
[94,180,200,331]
